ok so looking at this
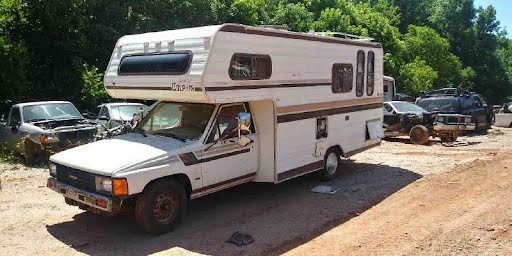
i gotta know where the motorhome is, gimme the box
[47,24,385,234]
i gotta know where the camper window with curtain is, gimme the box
[229,54,272,80]
[367,51,375,96]
[356,50,365,97]
[332,64,353,93]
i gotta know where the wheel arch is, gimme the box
[143,173,193,199]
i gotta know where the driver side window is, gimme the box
[207,104,250,143]
[98,107,110,119]
[10,107,21,125]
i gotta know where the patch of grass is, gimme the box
[0,142,22,164]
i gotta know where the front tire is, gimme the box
[135,179,187,234]
[318,148,342,181]
[409,125,430,145]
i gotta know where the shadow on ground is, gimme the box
[384,137,481,147]
[46,161,422,256]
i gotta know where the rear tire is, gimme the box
[317,148,342,181]
[409,125,430,145]
[135,179,187,234]
[440,132,458,143]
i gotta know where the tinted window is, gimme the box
[356,50,365,97]
[118,52,192,75]
[229,54,272,80]
[367,51,375,96]
[332,64,353,93]
[416,98,460,112]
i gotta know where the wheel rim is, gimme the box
[153,192,178,223]
[326,152,338,175]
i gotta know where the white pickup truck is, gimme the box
[47,24,385,234]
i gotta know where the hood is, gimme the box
[50,133,192,176]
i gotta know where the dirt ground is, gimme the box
[1,128,512,256]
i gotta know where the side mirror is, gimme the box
[98,115,109,121]
[237,112,251,136]
[10,124,19,133]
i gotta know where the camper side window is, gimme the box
[356,50,365,97]
[229,54,272,80]
[332,64,353,93]
[367,51,375,96]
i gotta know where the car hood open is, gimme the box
[49,133,191,176]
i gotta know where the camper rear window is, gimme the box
[229,54,272,80]
[332,64,353,93]
[356,50,365,97]
[367,51,375,96]
[118,52,192,75]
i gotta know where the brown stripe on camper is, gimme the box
[204,82,331,91]
[277,103,383,123]
[105,85,203,92]
[191,172,256,195]
[277,160,324,182]
[345,142,381,158]
[220,24,383,49]
[277,97,383,115]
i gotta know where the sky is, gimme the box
[474,0,512,35]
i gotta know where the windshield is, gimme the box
[110,105,145,121]
[135,102,215,141]
[22,103,82,122]
[391,102,426,113]
[417,98,460,113]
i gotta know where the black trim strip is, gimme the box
[278,160,324,182]
[345,142,381,158]
[205,83,331,92]
[192,172,256,194]
[220,24,383,49]
[179,148,251,166]
[277,103,383,123]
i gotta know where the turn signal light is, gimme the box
[96,199,108,208]
[39,134,46,143]
[112,178,128,196]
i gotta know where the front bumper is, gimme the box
[433,122,476,131]
[47,178,118,213]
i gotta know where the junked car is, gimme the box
[87,102,148,129]
[383,101,475,144]
[494,102,512,128]
[416,91,494,131]
[0,101,97,157]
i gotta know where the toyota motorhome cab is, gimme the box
[47,24,385,234]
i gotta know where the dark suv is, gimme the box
[416,92,493,131]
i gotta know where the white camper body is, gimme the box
[48,24,384,233]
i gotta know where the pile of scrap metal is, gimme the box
[383,101,475,145]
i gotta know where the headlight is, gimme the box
[95,176,112,193]
[95,177,128,196]
[49,162,57,177]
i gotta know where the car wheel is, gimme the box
[317,148,342,181]
[409,125,430,145]
[135,179,187,234]
[440,132,458,143]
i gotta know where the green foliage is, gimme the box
[272,2,314,32]
[0,0,511,110]
[400,25,463,88]
[399,57,438,95]
[80,64,110,110]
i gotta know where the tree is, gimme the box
[80,64,110,110]
[400,25,465,88]
[399,57,438,95]
[271,2,314,31]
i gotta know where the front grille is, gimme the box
[56,164,96,193]
[57,129,95,146]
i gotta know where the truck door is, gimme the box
[201,103,259,187]
[6,107,23,149]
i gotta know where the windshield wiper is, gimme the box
[152,131,187,142]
